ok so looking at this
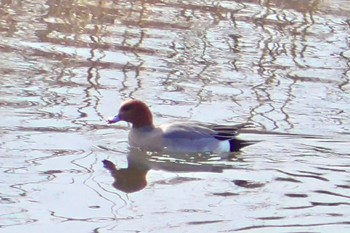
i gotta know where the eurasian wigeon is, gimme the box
[108,100,254,153]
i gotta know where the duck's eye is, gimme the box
[121,105,132,112]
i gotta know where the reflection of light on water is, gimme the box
[1,0,350,231]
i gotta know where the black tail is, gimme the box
[229,138,256,152]
[209,122,257,152]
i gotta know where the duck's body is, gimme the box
[108,100,253,153]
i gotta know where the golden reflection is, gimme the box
[258,0,326,12]
[1,0,348,133]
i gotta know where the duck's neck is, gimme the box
[132,125,155,131]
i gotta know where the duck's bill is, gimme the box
[107,115,120,124]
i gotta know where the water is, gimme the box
[1,0,350,232]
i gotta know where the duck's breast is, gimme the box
[128,127,164,151]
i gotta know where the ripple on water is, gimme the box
[0,0,350,232]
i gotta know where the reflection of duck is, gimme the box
[103,153,149,193]
[108,100,255,153]
[102,148,240,193]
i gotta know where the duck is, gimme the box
[107,100,254,153]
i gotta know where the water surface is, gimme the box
[1,0,350,232]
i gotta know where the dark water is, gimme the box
[1,0,350,232]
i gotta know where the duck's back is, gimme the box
[160,123,231,153]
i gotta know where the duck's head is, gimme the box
[108,100,153,128]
